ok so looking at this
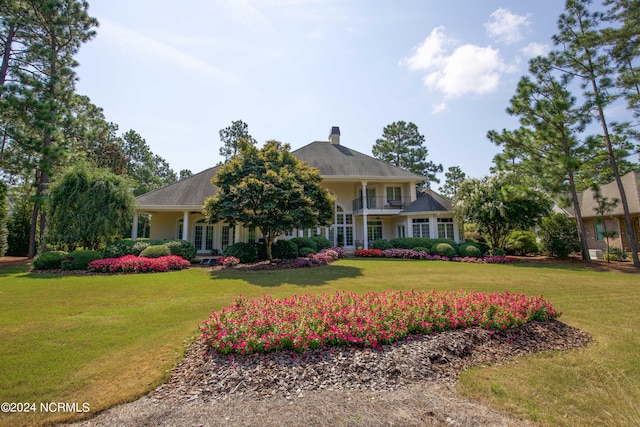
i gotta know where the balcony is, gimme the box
[352,196,410,214]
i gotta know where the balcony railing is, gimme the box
[352,196,410,213]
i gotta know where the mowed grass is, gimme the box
[0,260,638,426]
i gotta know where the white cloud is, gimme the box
[403,26,513,106]
[484,8,530,45]
[99,18,234,81]
[431,101,447,114]
[521,42,551,58]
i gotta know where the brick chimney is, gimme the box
[329,126,340,145]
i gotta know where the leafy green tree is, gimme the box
[552,0,639,266]
[47,162,135,250]
[488,56,594,260]
[455,174,552,250]
[121,130,177,196]
[438,166,466,200]
[0,0,97,257]
[204,140,334,260]
[372,121,442,188]
[603,0,640,117]
[539,212,583,259]
[218,120,257,162]
[6,192,31,256]
[179,169,193,180]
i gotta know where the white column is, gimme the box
[406,217,412,237]
[234,226,241,243]
[361,181,368,249]
[183,211,190,241]
[430,216,438,239]
[131,212,139,241]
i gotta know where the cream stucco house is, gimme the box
[133,127,459,254]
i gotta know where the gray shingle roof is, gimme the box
[136,141,428,209]
[569,171,640,217]
[402,189,452,213]
[292,141,426,180]
[135,165,221,208]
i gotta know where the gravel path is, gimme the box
[64,320,591,427]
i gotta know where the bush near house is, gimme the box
[33,251,68,270]
[432,243,456,258]
[88,255,190,273]
[272,239,298,259]
[369,238,393,250]
[311,236,332,251]
[164,240,196,260]
[458,243,482,257]
[298,247,317,257]
[222,242,257,264]
[139,245,171,258]
[61,250,103,270]
[505,231,539,256]
[290,237,318,254]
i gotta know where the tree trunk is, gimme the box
[568,172,591,262]
[0,22,16,98]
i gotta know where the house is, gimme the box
[133,127,459,254]
[563,171,640,255]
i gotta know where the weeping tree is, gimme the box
[47,162,135,250]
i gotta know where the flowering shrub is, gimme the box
[201,289,561,355]
[355,249,515,264]
[329,247,347,258]
[295,249,340,268]
[355,249,384,257]
[219,256,240,267]
[88,255,190,273]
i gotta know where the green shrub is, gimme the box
[223,242,257,263]
[298,247,317,257]
[458,243,482,257]
[370,239,393,250]
[256,242,268,260]
[605,246,628,261]
[139,245,171,258]
[412,246,431,253]
[61,250,103,270]
[272,239,298,259]
[539,213,581,259]
[389,237,458,252]
[163,240,196,260]
[290,237,318,252]
[432,243,455,258]
[488,248,506,256]
[506,231,539,256]
[132,241,152,256]
[389,237,432,249]
[33,251,68,270]
[311,236,332,251]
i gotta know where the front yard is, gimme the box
[0,259,638,426]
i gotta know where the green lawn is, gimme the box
[0,259,638,426]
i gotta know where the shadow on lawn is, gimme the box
[209,264,363,287]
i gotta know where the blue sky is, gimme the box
[75,0,569,184]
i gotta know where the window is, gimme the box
[438,218,454,239]
[221,225,235,249]
[285,230,294,237]
[397,224,406,238]
[205,226,214,251]
[177,221,183,240]
[595,222,604,241]
[367,188,377,209]
[368,221,383,242]
[247,226,256,244]
[194,225,203,250]
[412,218,430,238]
[386,186,402,202]
[334,205,354,246]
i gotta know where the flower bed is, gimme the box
[201,289,561,355]
[355,248,514,264]
[88,255,190,273]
